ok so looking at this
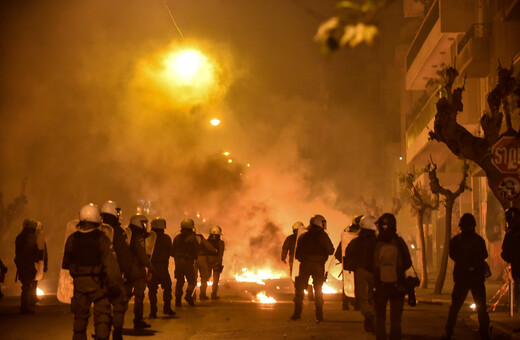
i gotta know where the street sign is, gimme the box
[491,136,520,173]
[497,174,520,201]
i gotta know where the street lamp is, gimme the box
[210,118,221,126]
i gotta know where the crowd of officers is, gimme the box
[281,210,520,340]
[6,204,520,340]
[12,201,225,340]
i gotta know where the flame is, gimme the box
[252,291,277,304]
[322,283,338,294]
[304,283,338,295]
[197,281,213,287]
[36,288,44,296]
[234,268,285,285]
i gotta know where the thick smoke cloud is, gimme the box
[0,0,400,293]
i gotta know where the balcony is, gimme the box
[406,89,442,163]
[405,0,475,90]
[456,24,491,77]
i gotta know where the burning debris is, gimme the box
[251,291,277,304]
[234,267,285,285]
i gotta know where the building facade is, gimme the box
[400,0,520,279]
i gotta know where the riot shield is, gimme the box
[57,220,79,304]
[342,231,358,298]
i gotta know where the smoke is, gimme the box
[0,0,401,293]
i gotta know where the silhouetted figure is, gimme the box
[15,218,42,314]
[62,204,123,340]
[207,225,225,299]
[345,215,377,333]
[100,200,132,340]
[335,215,362,310]
[172,219,199,307]
[0,257,7,300]
[127,214,153,329]
[147,217,175,317]
[291,214,334,323]
[193,229,217,301]
[373,213,412,340]
[442,213,490,340]
[502,207,520,313]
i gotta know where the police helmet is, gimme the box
[209,225,222,235]
[292,221,304,231]
[181,218,195,230]
[151,217,166,229]
[79,203,102,224]
[375,213,396,232]
[309,214,327,229]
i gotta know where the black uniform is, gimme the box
[15,224,42,314]
[345,228,377,332]
[502,224,520,310]
[147,228,174,315]
[172,228,199,306]
[0,258,7,300]
[193,233,217,300]
[102,215,133,339]
[373,230,412,340]
[281,231,297,275]
[293,225,334,321]
[128,224,153,326]
[207,234,225,299]
[444,226,490,339]
[62,227,123,340]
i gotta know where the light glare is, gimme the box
[210,118,221,126]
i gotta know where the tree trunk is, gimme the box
[416,210,428,288]
[433,198,453,294]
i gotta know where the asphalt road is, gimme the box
[0,280,485,340]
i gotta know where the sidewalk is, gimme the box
[415,280,520,339]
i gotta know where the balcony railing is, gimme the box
[406,88,443,148]
[406,0,439,71]
[457,23,491,52]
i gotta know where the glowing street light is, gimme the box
[223,151,230,156]
[210,118,221,126]
[164,49,208,84]
[228,159,233,164]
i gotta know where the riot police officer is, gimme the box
[100,200,132,340]
[172,218,199,307]
[128,214,153,329]
[15,218,42,314]
[206,225,225,300]
[193,227,217,301]
[291,214,334,323]
[147,217,175,317]
[62,204,123,340]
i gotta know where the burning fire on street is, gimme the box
[252,291,277,304]
[234,267,285,285]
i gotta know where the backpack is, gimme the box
[375,239,403,283]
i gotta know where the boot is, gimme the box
[112,327,123,340]
[364,315,375,333]
[211,292,220,300]
[315,306,323,323]
[342,300,349,311]
[133,319,151,329]
[184,295,195,306]
[200,294,209,301]
[163,303,176,316]
[290,303,302,320]
[149,305,157,319]
[175,297,182,307]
